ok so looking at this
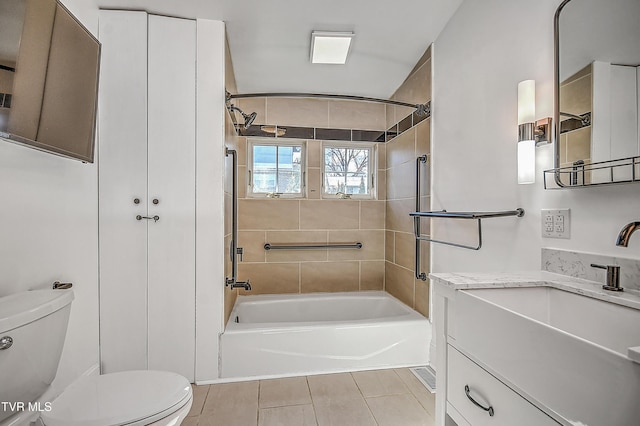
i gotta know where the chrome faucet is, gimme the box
[616,221,640,247]
[227,279,251,291]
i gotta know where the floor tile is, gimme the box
[200,381,259,426]
[314,398,376,426]
[187,384,209,417]
[181,416,199,426]
[258,404,317,426]
[190,369,436,426]
[259,376,312,408]
[395,368,436,415]
[352,369,410,397]
[366,393,434,426]
[307,373,362,405]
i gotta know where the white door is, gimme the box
[98,10,149,373]
[147,15,196,381]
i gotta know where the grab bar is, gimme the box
[410,208,524,250]
[415,155,428,280]
[264,242,362,250]
[225,148,251,291]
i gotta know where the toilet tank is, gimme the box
[0,289,74,423]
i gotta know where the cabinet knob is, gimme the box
[133,198,140,204]
[152,198,159,205]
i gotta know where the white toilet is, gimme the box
[0,289,193,426]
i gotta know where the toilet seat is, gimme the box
[41,370,192,426]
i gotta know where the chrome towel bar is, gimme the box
[264,242,362,250]
[410,208,525,251]
[410,209,525,219]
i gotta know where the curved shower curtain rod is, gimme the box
[226,92,430,116]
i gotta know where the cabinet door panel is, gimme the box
[147,14,196,381]
[98,10,149,373]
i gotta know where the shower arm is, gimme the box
[226,92,430,115]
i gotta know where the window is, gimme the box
[323,142,376,199]
[248,139,305,198]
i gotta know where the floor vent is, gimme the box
[410,365,436,393]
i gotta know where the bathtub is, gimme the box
[220,291,431,379]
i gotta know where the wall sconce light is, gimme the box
[517,80,551,184]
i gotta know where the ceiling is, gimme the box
[101,0,462,99]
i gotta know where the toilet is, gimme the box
[0,289,192,426]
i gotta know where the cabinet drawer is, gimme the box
[447,346,559,426]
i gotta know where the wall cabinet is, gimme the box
[98,11,196,381]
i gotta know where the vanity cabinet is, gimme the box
[98,11,196,380]
[446,347,558,426]
[433,284,560,426]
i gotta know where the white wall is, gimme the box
[0,0,100,390]
[195,19,227,382]
[431,0,640,276]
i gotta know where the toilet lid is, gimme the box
[41,370,192,426]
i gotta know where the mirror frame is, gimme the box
[553,0,572,187]
[551,0,640,189]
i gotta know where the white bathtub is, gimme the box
[220,291,431,379]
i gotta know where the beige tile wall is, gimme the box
[236,97,387,131]
[227,46,432,318]
[224,110,239,324]
[235,134,387,295]
[386,46,432,129]
[384,46,432,317]
[223,35,239,325]
[228,88,390,296]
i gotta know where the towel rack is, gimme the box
[410,208,525,250]
[264,242,362,250]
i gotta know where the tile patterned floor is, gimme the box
[183,368,435,426]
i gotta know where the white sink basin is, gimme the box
[456,286,640,426]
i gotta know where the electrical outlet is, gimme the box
[541,209,570,239]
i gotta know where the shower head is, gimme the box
[227,104,257,130]
[244,111,257,128]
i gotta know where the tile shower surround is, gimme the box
[542,248,640,293]
[237,104,430,143]
[225,46,432,319]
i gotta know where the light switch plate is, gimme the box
[542,209,570,239]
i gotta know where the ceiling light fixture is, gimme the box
[310,31,354,64]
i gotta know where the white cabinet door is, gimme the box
[98,10,149,373]
[147,15,196,381]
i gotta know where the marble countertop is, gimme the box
[430,270,640,310]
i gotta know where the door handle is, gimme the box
[465,385,494,416]
[136,215,160,222]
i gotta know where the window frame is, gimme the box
[321,141,377,200]
[247,138,306,199]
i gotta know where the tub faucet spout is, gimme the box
[616,222,640,247]
[229,280,251,291]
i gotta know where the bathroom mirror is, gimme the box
[553,0,640,187]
